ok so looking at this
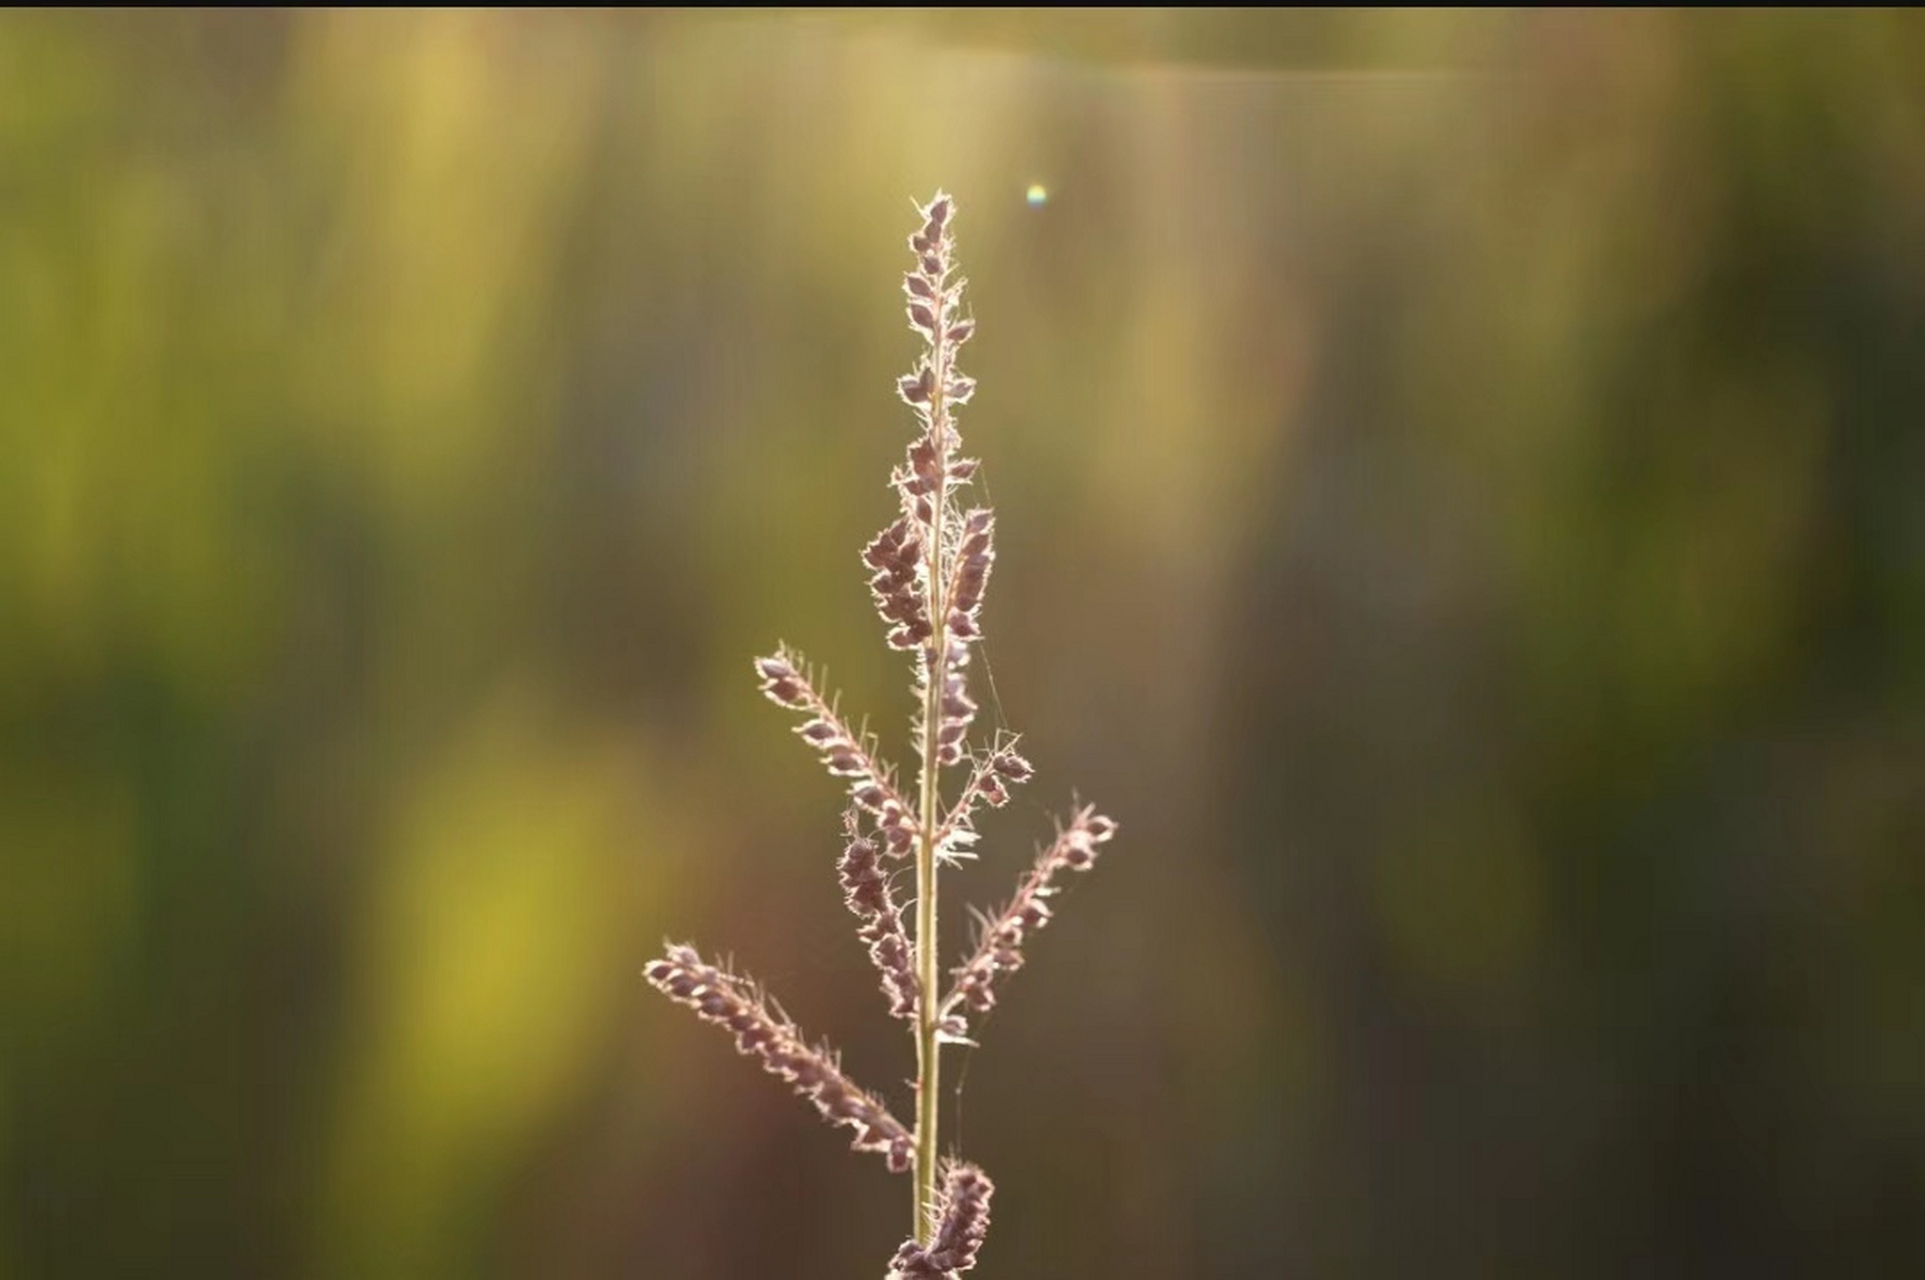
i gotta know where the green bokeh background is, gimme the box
[3,10,1922,1277]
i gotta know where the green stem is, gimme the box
[913,294,951,1245]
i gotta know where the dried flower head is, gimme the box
[647,192,1117,1274]
[887,1161,995,1278]
[865,518,934,651]
[644,944,913,1172]
[934,736,1033,863]
[756,646,918,856]
[939,805,1118,1040]
[840,807,920,1020]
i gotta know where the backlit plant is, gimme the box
[646,191,1116,1277]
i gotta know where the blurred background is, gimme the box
[3,9,1922,1278]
